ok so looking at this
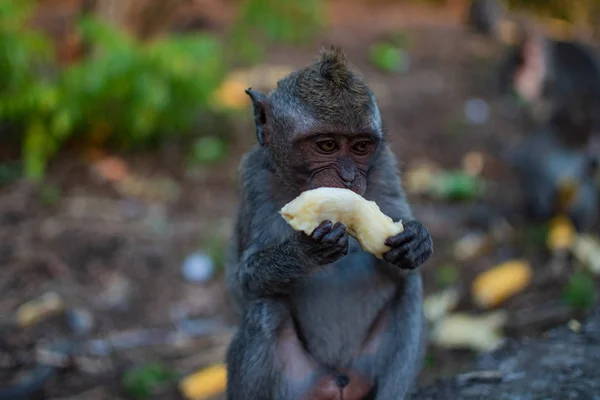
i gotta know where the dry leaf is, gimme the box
[453,232,490,261]
[572,234,600,275]
[16,292,65,328]
[424,288,460,323]
[430,311,507,352]
[462,151,485,176]
[92,156,130,183]
[547,214,576,251]
[471,260,532,309]
[404,160,440,195]
[179,363,227,400]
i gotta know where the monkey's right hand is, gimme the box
[299,220,349,265]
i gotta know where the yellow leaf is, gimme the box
[179,363,227,400]
[471,260,532,309]
[430,311,507,352]
[547,214,575,251]
[16,292,64,328]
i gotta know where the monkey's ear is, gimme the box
[245,88,269,146]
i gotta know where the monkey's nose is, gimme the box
[342,177,355,187]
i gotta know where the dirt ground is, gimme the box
[1,1,597,399]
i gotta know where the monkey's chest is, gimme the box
[289,247,396,367]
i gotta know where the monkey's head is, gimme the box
[245,46,383,196]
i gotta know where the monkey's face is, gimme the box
[293,133,379,195]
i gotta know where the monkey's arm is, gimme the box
[229,151,349,301]
[367,147,433,271]
[232,219,349,301]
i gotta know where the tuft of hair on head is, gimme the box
[317,45,354,87]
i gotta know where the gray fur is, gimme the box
[225,46,431,400]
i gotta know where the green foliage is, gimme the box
[229,0,324,63]
[522,223,550,248]
[369,41,410,73]
[562,270,597,312]
[430,171,487,201]
[188,136,228,166]
[435,264,460,288]
[0,0,57,179]
[0,0,326,180]
[62,17,225,148]
[122,362,177,399]
[38,183,61,206]
[0,0,225,179]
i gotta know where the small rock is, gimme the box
[119,198,143,219]
[453,232,489,261]
[181,252,215,283]
[66,308,95,336]
[95,271,132,310]
[464,98,490,125]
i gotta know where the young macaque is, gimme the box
[508,93,600,232]
[498,25,600,127]
[224,46,433,400]
[467,0,600,129]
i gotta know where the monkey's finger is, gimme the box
[383,245,410,264]
[384,231,416,247]
[338,235,349,252]
[319,245,344,259]
[311,220,333,240]
[322,223,347,243]
[413,240,433,264]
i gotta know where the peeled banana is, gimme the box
[279,187,404,259]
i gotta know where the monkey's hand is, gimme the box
[382,220,432,270]
[299,220,349,266]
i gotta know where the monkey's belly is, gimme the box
[290,247,397,368]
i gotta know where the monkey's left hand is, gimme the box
[383,220,432,270]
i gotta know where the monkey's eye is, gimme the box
[316,140,338,154]
[351,140,371,155]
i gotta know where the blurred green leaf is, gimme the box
[435,264,460,288]
[38,183,61,206]
[562,271,597,312]
[522,223,550,248]
[423,352,436,369]
[122,362,177,400]
[369,43,408,73]
[0,0,323,178]
[430,171,486,201]
[229,0,324,64]
[189,136,228,165]
[23,119,50,180]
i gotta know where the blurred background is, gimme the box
[2,0,600,399]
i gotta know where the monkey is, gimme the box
[466,0,600,129]
[224,46,433,400]
[507,90,600,232]
[498,26,600,126]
